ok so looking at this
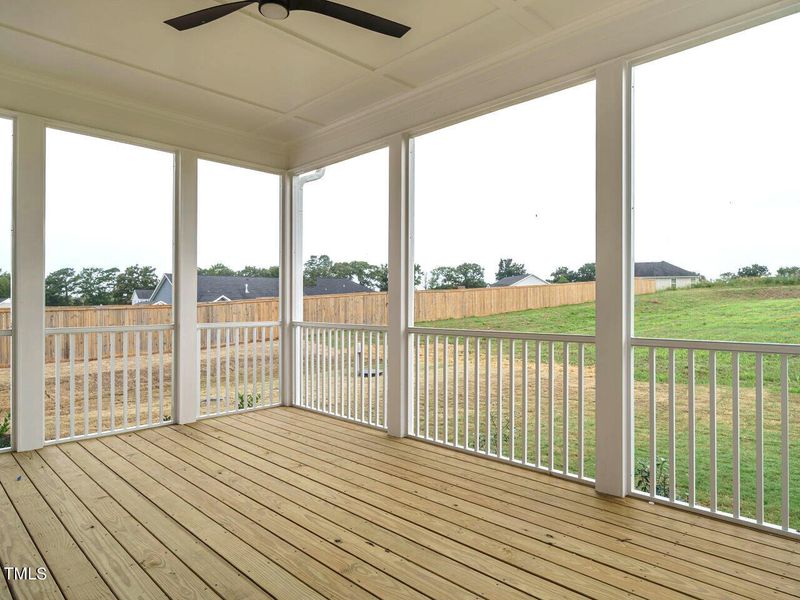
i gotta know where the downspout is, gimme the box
[284,168,325,406]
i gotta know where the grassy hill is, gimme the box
[420,284,800,392]
[421,284,800,344]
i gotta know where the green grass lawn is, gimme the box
[416,284,800,527]
[419,284,800,391]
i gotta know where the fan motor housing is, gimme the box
[259,1,290,20]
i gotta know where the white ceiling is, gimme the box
[0,0,628,147]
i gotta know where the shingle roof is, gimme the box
[197,276,280,302]
[634,262,699,278]
[194,275,372,302]
[491,275,530,287]
[304,278,373,296]
[133,289,154,298]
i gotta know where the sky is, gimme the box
[0,11,798,283]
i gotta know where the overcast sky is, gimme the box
[0,11,797,283]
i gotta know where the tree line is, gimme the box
[34,259,800,307]
[45,265,159,306]
[719,264,800,280]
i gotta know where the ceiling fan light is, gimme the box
[259,1,289,20]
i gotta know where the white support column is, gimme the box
[12,115,46,451]
[594,60,633,496]
[279,172,298,406]
[386,134,413,437]
[174,150,198,424]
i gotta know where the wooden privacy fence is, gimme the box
[303,278,656,323]
[0,279,656,365]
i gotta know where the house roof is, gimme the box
[133,289,154,298]
[197,276,280,302]
[492,275,529,287]
[491,274,547,287]
[155,273,372,302]
[305,278,373,296]
[634,262,699,278]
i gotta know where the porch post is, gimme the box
[12,115,46,451]
[174,150,198,424]
[594,60,633,496]
[279,172,299,406]
[386,134,413,437]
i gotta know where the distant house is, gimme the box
[131,289,154,305]
[142,273,372,305]
[491,274,549,288]
[634,261,700,290]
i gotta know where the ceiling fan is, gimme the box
[165,1,411,38]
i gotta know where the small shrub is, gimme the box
[634,456,670,497]
[237,392,262,410]
[0,412,9,437]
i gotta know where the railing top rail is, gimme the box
[45,324,174,335]
[0,329,10,337]
[198,321,280,330]
[294,321,389,333]
[409,326,595,344]
[632,336,800,355]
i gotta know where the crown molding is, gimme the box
[288,0,785,171]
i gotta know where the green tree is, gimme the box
[429,263,486,289]
[332,260,374,288]
[428,266,456,289]
[45,268,77,306]
[0,270,10,299]
[737,264,770,278]
[549,266,577,283]
[113,265,158,304]
[198,263,235,276]
[75,267,119,305]
[303,255,335,286]
[777,266,800,278]
[237,265,279,278]
[495,258,526,281]
[718,272,736,282]
[574,262,596,282]
[361,263,424,292]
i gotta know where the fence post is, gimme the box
[12,115,46,451]
[594,60,633,497]
[174,150,198,424]
[386,134,413,437]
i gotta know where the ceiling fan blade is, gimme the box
[293,0,410,38]
[165,1,257,31]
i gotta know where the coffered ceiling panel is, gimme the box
[526,0,627,28]
[0,0,675,148]
[0,27,284,133]
[270,0,497,69]
[381,11,533,88]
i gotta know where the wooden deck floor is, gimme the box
[0,407,797,600]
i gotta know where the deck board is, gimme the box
[0,406,797,599]
[262,408,800,596]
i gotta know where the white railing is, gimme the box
[45,324,174,443]
[410,327,596,484]
[0,329,10,452]
[631,337,800,537]
[197,321,281,418]
[295,322,388,430]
